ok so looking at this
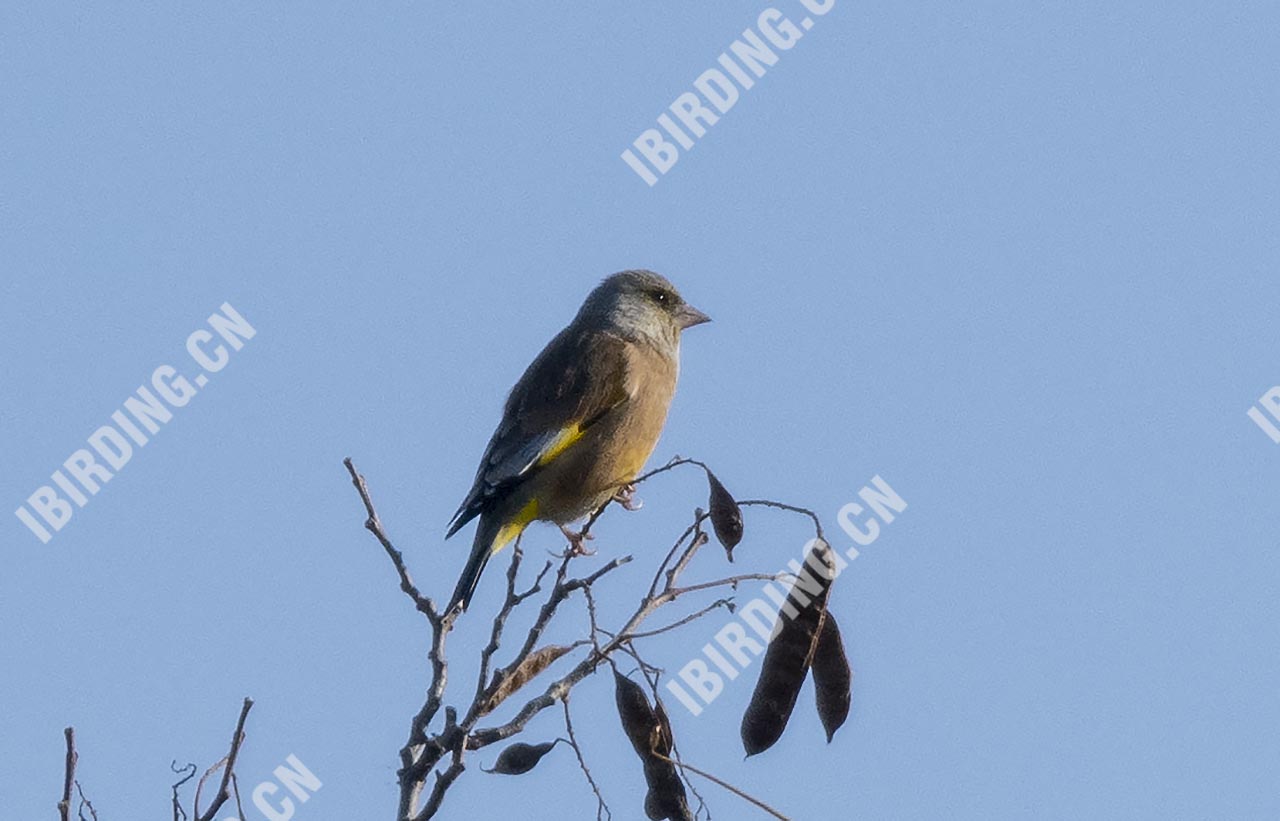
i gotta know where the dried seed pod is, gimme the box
[643,755,693,821]
[812,611,852,742]
[741,541,837,756]
[705,470,743,560]
[481,740,558,775]
[653,698,674,757]
[615,669,660,758]
[614,672,692,821]
[481,644,574,716]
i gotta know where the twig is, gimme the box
[346,457,467,821]
[668,573,788,599]
[344,457,441,622]
[620,598,734,640]
[581,585,605,654]
[647,512,707,599]
[415,751,466,821]
[345,459,463,819]
[618,645,712,819]
[231,774,246,821]
[562,698,611,820]
[344,454,823,821]
[397,615,454,820]
[475,541,528,709]
[739,499,826,543]
[667,516,711,590]
[74,780,98,821]
[468,566,790,750]
[633,454,704,485]
[612,641,664,682]
[192,760,221,821]
[170,762,197,821]
[580,453,706,539]
[58,727,76,821]
[194,697,254,821]
[654,752,792,821]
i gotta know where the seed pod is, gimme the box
[653,698,674,757]
[481,644,574,716]
[643,755,693,821]
[741,541,837,756]
[615,669,660,758]
[614,672,692,821]
[812,611,852,742]
[481,741,558,775]
[705,470,743,560]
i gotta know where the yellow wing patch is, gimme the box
[492,498,540,554]
[535,424,586,467]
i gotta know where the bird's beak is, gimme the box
[677,304,712,329]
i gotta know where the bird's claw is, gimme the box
[613,483,643,512]
[560,526,597,557]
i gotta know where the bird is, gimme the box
[444,270,711,614]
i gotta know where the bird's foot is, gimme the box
[613,483,643,512]
[560,525,597,557]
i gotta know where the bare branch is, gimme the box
[194,697,254,821]
[579,453,707,540]
[74,781,98,821]
[58,727,76,821]
[170,762,197,821]
[562,698,611,820]
[655,752,792,821]
[633,454,704,485]
[415,753,466,821]
[668,573,790,599]
[468,565,785,751]
[344,455,828,821]
[231,774,246,821]
[647,511,708,599]
[620,598,734,641]
[344,457,442,623]
[344,459,466,819]
[474,543,525,708]
[739,498,826,543]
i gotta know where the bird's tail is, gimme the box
[446,504,536,614]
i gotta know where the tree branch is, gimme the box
[343,457,441,622]
[562,697,610,820]
[74,780,98,821]
[194,697,254,821]
[344,455,830,821]
[171,762,196,821]
[655,751,792,821]
[58,727,76,821]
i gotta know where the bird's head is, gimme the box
[578,269,711,349]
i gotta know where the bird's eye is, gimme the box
[651,289,670,304]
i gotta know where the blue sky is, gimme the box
[3,2,1279,819]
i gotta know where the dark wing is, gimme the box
[446,328,632,537]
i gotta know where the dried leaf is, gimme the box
[705,470,743,560]
[812,611,852,742]
[482,644,574,716]
[741,541,837,756]
[482,741,558,775]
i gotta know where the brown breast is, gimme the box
[537,341,679,523]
